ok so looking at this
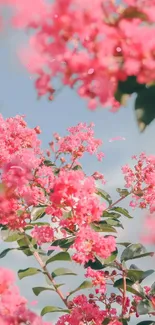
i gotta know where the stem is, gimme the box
[122,270,127,317]
[108,192,131,211]
[19,228,68,307]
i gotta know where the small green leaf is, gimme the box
[85,257,104,270]
[30,207,46,221]
[0,248,14,258]
[102,318,111,325]
[97,188,112,205]
[1,229,23,242]
[102,211,121,218]
[32,287,54,296]
[17,237,33,256]
[18,267,41,280]
[111,207,132,219]
[118,76,146,94]
[114,279,145,298]
[135,85,155,132]
[103,249,118,264]
[127,269,144,282]
[91,222,117,233]
[116,188,130,197]
[121,244,153,262]
[105,218,124,228]
[46,252,71,265]
[48,238,74,255]
[117,242,131,247]
[51,268,77,278]
[150,282,155,295]
[44,160,55,167]
[41,306,69,316]
[68,280,92,297]
[136,320,155,325]
[73,165,82,170]
[137,300,155,315]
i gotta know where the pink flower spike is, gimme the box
[109,136,126,142]
[30,300,38,306]
[47,245,63,251]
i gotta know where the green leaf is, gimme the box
[46,252,71,265]
[136,320,155,325]
[105,218,124,228]
[141,270,155,282]
[32,287,54,296]
[118,76,146,95]
[18,267,41,280]
[114,279,145,298]
[30,207,46,221]
[51,268,77,278]
[72,165,82,170]
[44,160,55,167]
[1,229,23,242]
[117,242,131,247]
[137,300,155,315]
[114,88,129,106]
[102,318,111,325]
[121,244,153,262]
[135,85,155,132]
[91,222,117,233]
[85,257,104,270]
[103,249,118,264]
[127,269,144,282]
[116,188,130,197]
[41,306,69,316]
[97,188,112,205]
[0,248,14,258]
[102,211,121,218]
[111,207,132,219]
[17,237,33,256]
[48,238,74,255]
[68,280,92,297]
[150,282,155,295]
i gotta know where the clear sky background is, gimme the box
[0,19,155,324]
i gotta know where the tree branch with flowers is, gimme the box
[0,1,155,325]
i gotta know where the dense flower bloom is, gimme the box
[56,294,105,325]
[72,226,116,264]
[31,225,54,245]
[85,267,106,294]
[1,0,155,109]
[0,267,52,325]
[122,153,155,212]
[141,214,155,244]
[46,169,106,227]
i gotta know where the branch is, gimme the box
[19,228,68,307]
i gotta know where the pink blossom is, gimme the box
[72,226,116,264]
[31,225,54,245]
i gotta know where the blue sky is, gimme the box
[0,22,155,323]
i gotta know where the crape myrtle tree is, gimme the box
[0,1,155,325]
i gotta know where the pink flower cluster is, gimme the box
[72,226,116,264]
[46,169,105,227]
[85,267,106,294]
[0,267,52,325]
[122,153,155,212]
[55,122,104,162]
[0,114,51,228]
[141,214,155,244]
[31,225,54,245]
[56,294,105,325]
[0,114,115,268]
[1,0,155,109]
